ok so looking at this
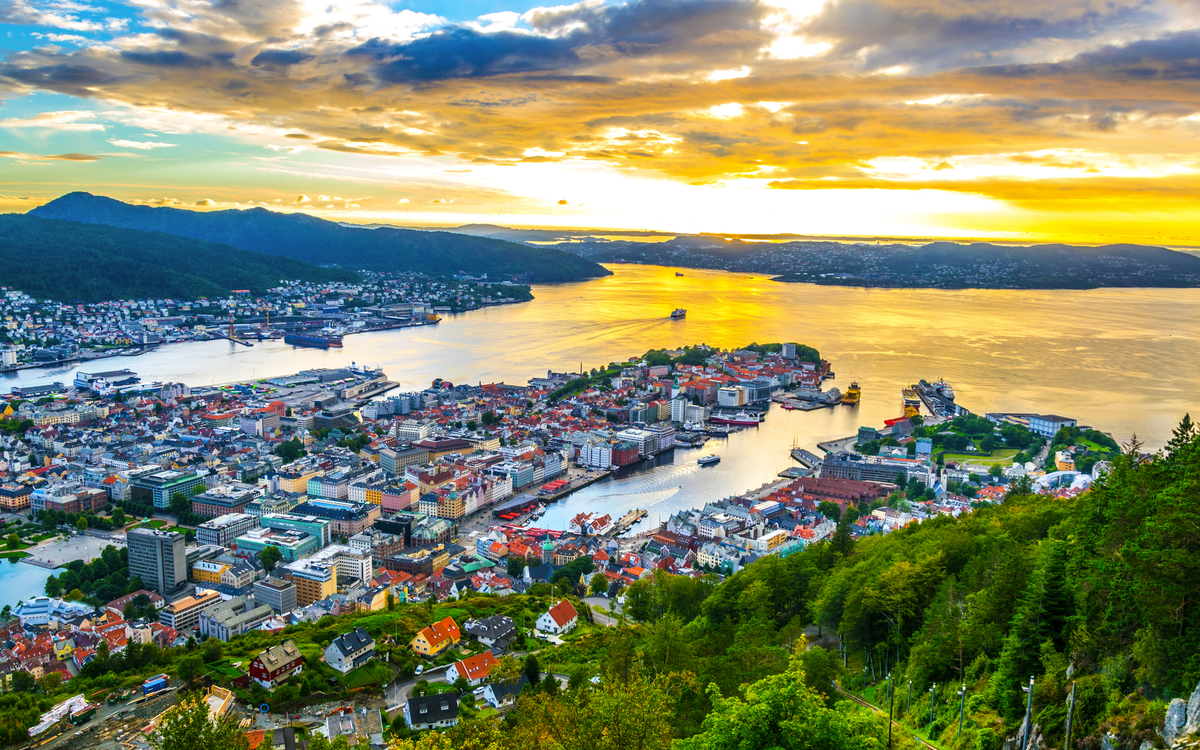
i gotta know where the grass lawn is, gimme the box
[31,533,58,542]
[941,448,1019,466]
[344,662,392,689]
[0,551,30,560]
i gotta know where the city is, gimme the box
[0,337,1138,750]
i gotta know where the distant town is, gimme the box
[0,273,532,372]
[0,341,1119,748]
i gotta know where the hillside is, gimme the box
[451,229,1200,289]
[0,215,359,302]
[29,193,612,283]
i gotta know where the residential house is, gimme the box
[410,616,460,657]
[324,627,375,675]
[536,600,578,635]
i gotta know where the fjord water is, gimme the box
[2,264,1197,548]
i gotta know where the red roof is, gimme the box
[546,599,578,628]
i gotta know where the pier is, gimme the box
[610,508,648,535]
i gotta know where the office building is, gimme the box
[127,527,187,594]
[130,470,205,510]
[159,590,222,632]
[259,513,331,546]
[290,499,379,538]
[253,578,297,614]
[196,513,260,548]
[191,484,262,518]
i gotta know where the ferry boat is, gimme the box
[697,454,721,466]
[671,308,687,319]
[284,333,343,349]
[842,381,861,405]
[711,410,764,426]
[934,378,955,401]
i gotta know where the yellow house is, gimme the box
[364,486,383,506]
[192,560,229,584]
[410,616,461,656]
[53,636,75,661]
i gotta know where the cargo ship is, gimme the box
[697,454,721,466]
[842,381,861,405]
[902,385,921,408]
[671,308,687,319]
[283,333,343,349]
[711,410,763,426]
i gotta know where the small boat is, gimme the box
[842,382,861,405]
[697,454,720,466]
[675,272,685,277]
[671,308,687,319]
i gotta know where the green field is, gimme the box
[940,448,1020,466]
[0,551,30,560]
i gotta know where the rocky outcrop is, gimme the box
[1161,680,1200,746]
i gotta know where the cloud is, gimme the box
[195,199,217,206]
[107,139,177,149]
[295,194,311,203]
[0,150,102,161]
[0,110,104,131]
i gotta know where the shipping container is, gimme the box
[142,675,169,695]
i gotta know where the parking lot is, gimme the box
[23,533,122,568]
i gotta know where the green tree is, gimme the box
[202,638,223,663]
[523,653,541,686]
[258,544,283,574]
[149,692,250,750]
[818,501,841,523]
[5,533,19,549]
[12,670,35,693]
[677,652,889,750]
[112,507,126,526]
[590,573,609,596]
[169,492,190,517]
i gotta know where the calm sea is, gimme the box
[1,264,1196,549]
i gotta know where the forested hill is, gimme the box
[29,193,612,283]
[0,214,358,302]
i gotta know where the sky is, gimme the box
[1,0,1199,243]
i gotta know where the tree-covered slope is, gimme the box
[0,214,359,301]
[30,193,612,282]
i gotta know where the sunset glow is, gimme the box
[2,0,1199,243]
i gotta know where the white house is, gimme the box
[445,650,497,687]
[536,599,578,635]
[324,627,375,675]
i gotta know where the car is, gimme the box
[473,687,485,696]
[414,665,424,676]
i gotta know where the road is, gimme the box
[583,596,621,627]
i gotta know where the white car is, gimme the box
[414,665,424,676]
[473,687,485,696]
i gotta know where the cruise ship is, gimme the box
[283,333,343,349]
[934,378,955,401]
[711,410,763,426]
[671,308,687,319]
[842,381,861,405]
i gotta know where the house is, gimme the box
[463,615,515,650]
[324,627,375,675]
[445,650,497,686]
[249,640,304,689]
[410,616,461,656]
[403,693,459,730]
[323,706,384,746]
[482,675,530,708]
[536,599,578,635]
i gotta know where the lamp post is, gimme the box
[887,672,894,750]
[907,680,912,715]
[957,684,967,738]
[929,683,937,732]
[1020,677,1036,750]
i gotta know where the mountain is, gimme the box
[30,193,612,283]
[0,214,358,302]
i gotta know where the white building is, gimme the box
[536,599,578,635]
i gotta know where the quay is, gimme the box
[790,447,823,467]
[611,508,648,535]
[817,435,858,454]
[536,469,609,501]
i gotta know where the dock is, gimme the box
[611,508,648,535]
[536,469,609,501]
[790,448,823,468]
